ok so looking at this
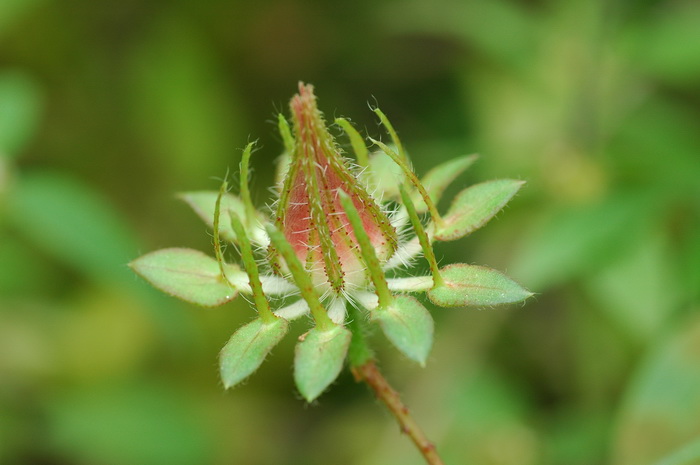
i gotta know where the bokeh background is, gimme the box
[2,0,700,464]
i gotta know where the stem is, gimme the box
[239,142,258,229]
[373,108,406,163]
[229,211,275,324]
[352,361,445,465]
[347,306,374,367]
[213,181,232,283]
[369,138,445,228]
[277,113,294,155]
[398,184,444,288]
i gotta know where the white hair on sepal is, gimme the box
[260,275,299,296]
[226,270,253,294]
[356,167,376,193]
[266,198,280,214]
[274,299,310,320]
[386,276,433,292]
[389,205,411,236]
[352,291,379,311]
[346,160,366,176]
[327,298,347,324]
[250,225,270,248]
[252,239,269,256]
[318,286,334,303]
[384,235,423,271]
[340,286,358,309]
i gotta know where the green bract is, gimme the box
[219,317,289,389]
[435,179,525,241]
[130,83,532,401]
[294,325,352,402]
[427,264,534,307]
[129,248,243,307]
[411,154,479,212]
[374,295,434,367]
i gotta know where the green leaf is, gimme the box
[510,191,657,290]
[653,440,700,465]
[428,264,532,307]
[0,70,42,159]
[178,191,266,245]
[612,315,700,465]
[382,0,536,72]
[435,179,524,241]
[585,231,678,342]
[374,295,434,366]
[411,154,478,212]
[129,248,242,307]
[47,383,213,465]
[125,19,243,183]
[294,325,351,402]
[625,3,700,85]
[7,172,139,284]
[219,317,289,389]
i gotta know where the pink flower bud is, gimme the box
[274,83,397,293]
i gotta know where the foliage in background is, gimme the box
[1,0,699,464]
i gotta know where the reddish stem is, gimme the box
[352,361,445,465]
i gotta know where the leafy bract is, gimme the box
[294,325,351,402]
[178,191,267,245]
[435,179,524,241]
[129,248,243,307]
[428,264,532,307]
[374,295,434,366]
[411,154,478,212]
[219,317,289,388]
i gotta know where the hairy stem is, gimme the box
[347,306,374,367]
[351,361,445,465]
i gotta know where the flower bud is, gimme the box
[274,83,397,293]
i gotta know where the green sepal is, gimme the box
[411,154,478,212]
[427,264,533,307]
[374,295,434,366]
[434,179,524,241]
[178,191,265,244]
[129,248,243,307]
[219,317,289,389]
[294,325,352,402]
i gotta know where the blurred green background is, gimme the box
[1,0,699,464]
